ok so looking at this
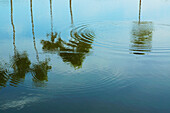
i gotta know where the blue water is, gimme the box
[1,0,170,113]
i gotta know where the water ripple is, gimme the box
[61,21,170,57]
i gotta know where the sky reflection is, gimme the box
[1,0,170,113]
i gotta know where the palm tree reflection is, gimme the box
[70,0,73,25]
[130,22,153,55]
[1,0,53,89]
[41,0,59,52]
[59,29,94,69]
[0,0,14,88]
[30,0,51,87]
[10,52,31,86]
[41,0,94,69]
[10,0,16,52]
[139,0,142,24]
[0,64,9,88]
[48,0,58,44]
[41,29,95,69]
[9,0,31,87]
[30,0,39,62]
[31,59,51,87]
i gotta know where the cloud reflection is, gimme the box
[0,96,40,110]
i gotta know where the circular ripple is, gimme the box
[60,21,170,57]
[3,21,170,95]
[39,64,135,95]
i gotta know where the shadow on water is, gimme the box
[41,0,95,69]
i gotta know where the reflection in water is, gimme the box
[49,0,58,44]
[31,59,52,87]
[10,0,16,53]
[69,0,73,25]
[0,0,15,88]
[130,0,153,55]
[9,0,31,87]
[41,1,95,69]
[50,0,53,34]
[0,64,9,88]
[1,0,170,112]
[41,23,95,69]
[59,27,95,69]
[30,0,39,62]
[0,0,52,88]
[0,0,12,88]
[10,52,31,86]
[41,33,62,52]
[139,0,142,23]
[30,0,51,87]
[130,22,153,55]
[10,0,16,55]
[41,26,95,69]
[41,0,59,52]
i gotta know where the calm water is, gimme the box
[0,0,170,113]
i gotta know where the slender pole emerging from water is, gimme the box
[139,0,142,24]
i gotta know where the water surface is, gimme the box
[1,0,170,113]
